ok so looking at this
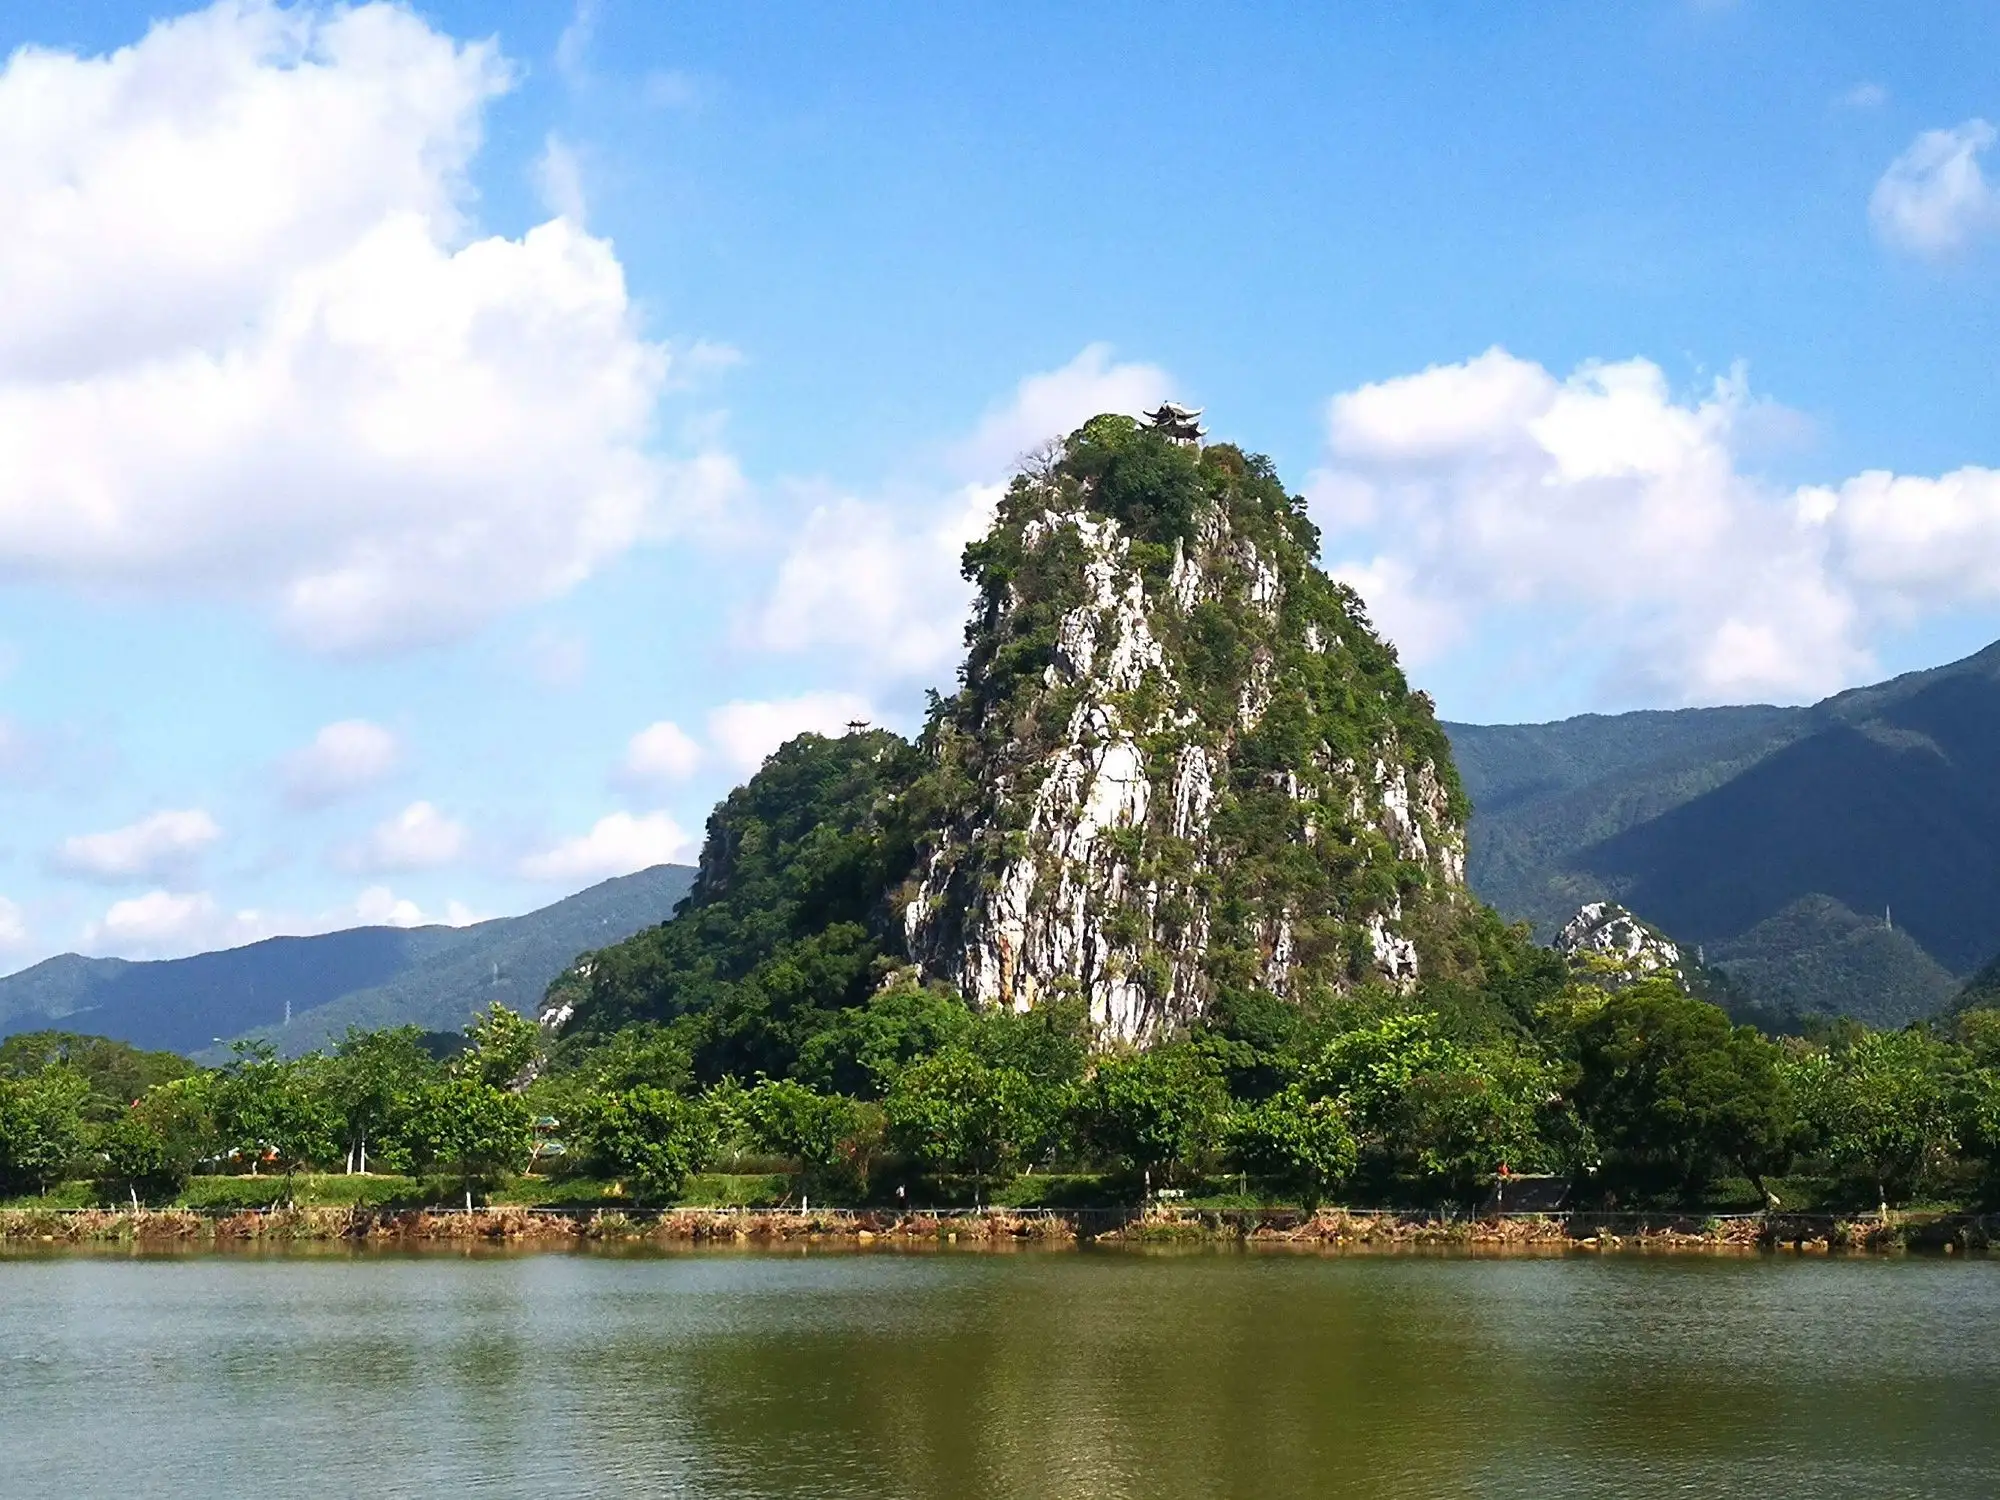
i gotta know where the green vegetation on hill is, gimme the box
[912,416,1476,1016]
[1445,639,2000,1023]
[1708,896,1957,1029]
[553,731,923,1080]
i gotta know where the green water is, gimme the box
[2,1248,1997,1497]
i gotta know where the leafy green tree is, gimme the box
[793,980,972,1097]
[1227,1086,1358,1208]
[563,1020,700,1094]
[329,1027,436,1174]
[0,1068,89,1196]
[1956,1009,2000,1070]
[97,1114,182,1204]
[1956,1063,2000,1193]
[1572,982,1792,1200]
[737,1077,883,1195]
[0,1032,190,1121]
[575,1086,717,1199]
[98,1074,216,1203]
[1786,1029,1959,1210]
[884,1045,1046,1184]
[1082,1043,1231,1184]
[397,1076,532,1198]
[213,1045,340,1187]
[460,1003,542,1089]
[1304,1012,1548,1197]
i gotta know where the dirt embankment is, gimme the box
[4,1205,1995,1252]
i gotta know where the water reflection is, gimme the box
[2,1249,1996,1498]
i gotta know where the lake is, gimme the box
[2,1247,1997,1497]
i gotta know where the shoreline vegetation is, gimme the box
[5,1201,1997,1254]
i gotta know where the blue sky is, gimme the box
[2,0,2000,966]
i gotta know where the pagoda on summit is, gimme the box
[1142,401,1205,446]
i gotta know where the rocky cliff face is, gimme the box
[901,416,1473,1043]
[1554,901,1684,988]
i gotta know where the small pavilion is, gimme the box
[1142,401,1206,445]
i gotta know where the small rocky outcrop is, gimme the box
[1555,902,1684,987]
[901,415,1474,1043]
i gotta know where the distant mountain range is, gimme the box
[0,864,695,1058]
[1445,640,2000,1026]
[19,628,2000,1056]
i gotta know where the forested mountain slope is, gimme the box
[0,865,694,1058]
[1446,640,2000,1024]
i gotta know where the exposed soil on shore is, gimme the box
[4,1204,1995,1254]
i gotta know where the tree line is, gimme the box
[4,976,1999,1213]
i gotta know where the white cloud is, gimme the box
[347,800,466,872]
[348,884,484,929]
[618,721,703,787]
[1802,466,2000,609]
[0,0,735,654]
[53,808,222,883]
[753,482,1001,676]
[533,132,588,223]
[1312,347,2000,706]
[279,719,400,807]
[1870,119,2000,258]
[79,881,485,960]
[751,346,1168,680]
[518,811,692,883]
[1841,82,1888,110]
[952,343,1172,477]
[82,889,267,959]
[707,693,878,774]
[555,0,599,86]
[0,897,30,954]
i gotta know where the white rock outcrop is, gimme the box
[1555,902,1685,986]
[907,462,1471,1044]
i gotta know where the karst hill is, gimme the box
[550,411,1510,1067]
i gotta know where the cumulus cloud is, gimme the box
[79,881,483,960]
[751,346,1168,680]
[1870,119,2000,257]
[279,719,400,807]
[346,800,466,873]
[707,693,878,774]
[951,343,1172,476]
[617,721,702,787]
[533,133,588,223]
[0,0,735,653]
[347,884,484,929]
[53,809,222,883]
[518,811,692,883]
[753,481,1001,675]
[1311,347,2000,706]
[82,889,265,959]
